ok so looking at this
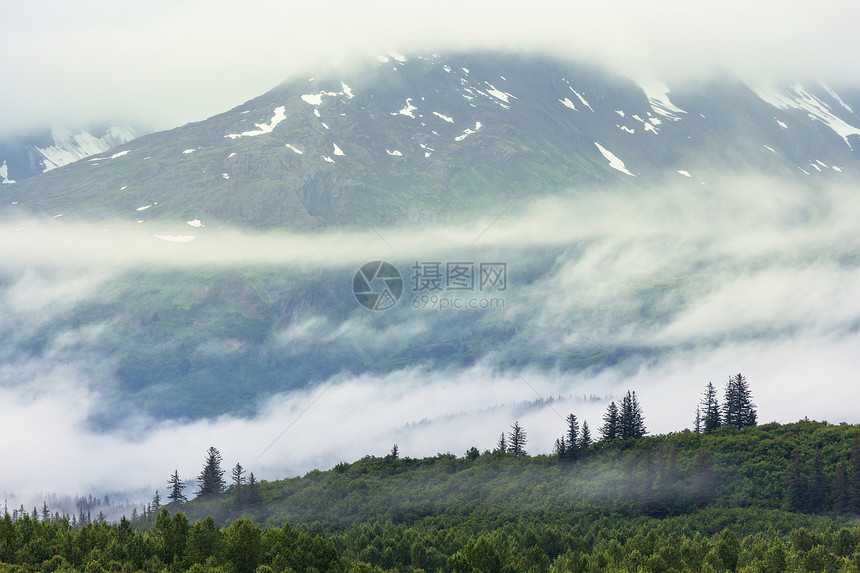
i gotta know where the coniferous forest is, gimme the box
[4,376,860,572]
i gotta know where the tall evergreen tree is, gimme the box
[151,490,161,514]
[694,406,702,433]
[565,414,579,460]
[579,421,592,454]
[496,432,507,453]
[619,391,647,439]
[600,402,620,442]
[167,470,188,505]
[508,421,527,457]
[701,382,722,433]
[231,463,246,505]
[196,446,227,499]
[630,391,646,438]
[722,373,757,429]
[553,437,567,457]
[246,472,263,507]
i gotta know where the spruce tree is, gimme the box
[620,392,635,439]
[579,421,592,454]
[619,391,647,439]
[630,391,646,438]
[196,446,226,499]
[694,406,702,433]
[700,382,722,433]
[600,401,620,442]
[553,437,566,457]
[722,373,757,429]
[497,432,507,453]
[231,463,245,505]
[246,472,263,507]
[565,414,579,460]
[167,470,187,504]
[508,421,527,457]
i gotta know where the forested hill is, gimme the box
[5,421,860,572]
[176,420,860,530]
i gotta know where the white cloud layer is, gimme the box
[2,0,859,135]
[2,329,860,499]
[2,173,860,500]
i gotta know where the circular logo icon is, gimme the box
[352,261,403,311]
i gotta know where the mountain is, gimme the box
[4,53,858,228]
[2,52,860,433]
[0,124,139,184]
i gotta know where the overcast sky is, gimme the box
[3,0,860,501]
[2,0,860,136]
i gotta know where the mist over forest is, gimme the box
[2,170,859,500]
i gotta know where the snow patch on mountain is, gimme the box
[594,142,635,176]
[455,122,482,142]
[639,80,686,120]
[631,115,658,134]
[484,83,515,104]
[386,149,402,156]
[559,98,576,111]
[396,99,418,117]
[333,143,345,156]
[301,83,353,107]
[433,112,454,123]
[226,106,286,139]
[569,88,593,112]
[0,161,15,184]
[285,144,303,155]
[754,83,860,148]
[822,83,854,114]
[37,126,137,172]
[186,219,204,228]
